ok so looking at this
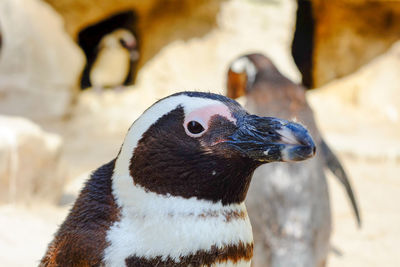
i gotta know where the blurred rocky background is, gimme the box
[0,0,399,266]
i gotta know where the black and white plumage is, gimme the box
[227,54,361,267]
[41,91,316,267]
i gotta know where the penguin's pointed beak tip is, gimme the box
[275,122,316,162]
[227,115,316,163]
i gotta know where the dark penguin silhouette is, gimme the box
[40,91,316,267]
[227,54,361,267]
[0,27,2,56]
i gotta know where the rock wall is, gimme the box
[135,0,300,98]
[0,0,85,121]
[44,0,300,91]
[43,0,160,38]
[308,41,400,161]
[0,116,65,204]
[312,0,400,87]
[44,0,223,71]
[312,41,400,123]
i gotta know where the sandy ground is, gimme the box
[0,90,399,266]
[327,158,400,267]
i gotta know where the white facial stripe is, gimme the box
[104,179,253,265]
[230,57,257,86]
[114,94,232,177]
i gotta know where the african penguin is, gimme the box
[90,29,139,90]
[41,91,316,267]
[227,53,361,267]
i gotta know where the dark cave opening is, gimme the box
[78,10,139,90]
[0,22,3,57]
[291,0,315,89]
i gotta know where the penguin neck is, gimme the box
[105,173,253,266]
[111,174,248,216]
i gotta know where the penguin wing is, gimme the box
[40,160,119,266]
[320,139,362,227]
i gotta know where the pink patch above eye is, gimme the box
[184,104,236,137]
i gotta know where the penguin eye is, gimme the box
[187,121,205,135]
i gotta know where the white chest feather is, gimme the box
[90,47,130,88]
[103,176,253,266]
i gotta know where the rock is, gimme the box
[44,0,226,75]
[0,0,85,121]
[43,0,161,37]
[0,0,299,124]
[307,41,400,161]
[135,0,300,98]
[44,0,300,91]
[59,88,152,180]
[0,204,69,266]
[311,41,400,123]
[312,0,400,87]
[0,116,65,204]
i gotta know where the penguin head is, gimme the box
[114,92,315,205]
[227,53,309,119]
[227,53,287,99]
[99,29,137,50]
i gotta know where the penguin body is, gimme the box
[41,92,316,267]
[227,54,361,267]
[90,29,138,89]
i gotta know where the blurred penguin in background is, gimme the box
[227,53,361,267]
[90,29,139,91]
[0,26,2,55]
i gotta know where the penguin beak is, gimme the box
[226,115,316,162]
[120,38,137,50]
